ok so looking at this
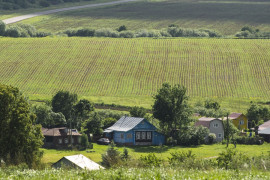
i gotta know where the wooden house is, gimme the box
[104,116,165,146]
[228,113,248,130]
[42,127,81,148]
[195,117,224,142]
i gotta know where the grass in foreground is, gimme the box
[0,37,269,112]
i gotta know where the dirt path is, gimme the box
[2,0,138,24]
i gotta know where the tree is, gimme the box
[82,112,103,137]
[152,83,193,138]
[52,90,78,120]
[129,106,147,117]
[246,103,269,128]
[0,20,6,36]
[117,25,127,32]
[0,84,43,168]
[72,99,95,130]
[204,99,220,110]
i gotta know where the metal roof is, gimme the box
[228,113,243,119]
[105,116,145,132]
[259,120,270,131]
[259,127,270,135]
[64,154,104,170]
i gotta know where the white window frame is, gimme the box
[239,120,244,125]
[136,132,140,140]
[213,123,219,128]
[141,132,146,140]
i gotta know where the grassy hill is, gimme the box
[0,37,269,111]
[15,0,270,35]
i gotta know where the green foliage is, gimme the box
[140,153,162,167]
[102,117,117,129]
[0,83,43,168]
[129,106,147,118]
[0,20,6,36]
[80,133,89,149]
[178,126,209,146]
[153,83,193,138]
[217,148,250,170]
[247,102,270,128]
[52,90,78,120]
[208,133,216,144]
[234,136,264,145]
[204,99,220,110]
[223,119,239,140]
[32,104,66,127]
[121,148,130,161]
[117,25,127,32]
[169,150,195,165]
[82,112,103,136]
[101,141,122,168]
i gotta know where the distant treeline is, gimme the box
[0,0,92,10]
[1,20,270,39]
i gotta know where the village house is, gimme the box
[104,116,165,146]
[228,113,248,130]
[42,127,81,148]
[195,117,224,142]
[258,120,270,143]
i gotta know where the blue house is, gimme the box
[104,116,165,146]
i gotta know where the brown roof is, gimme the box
[195,117,221,128]
[228,113,243,119]
[259,120,270,131]
[42,127,81,136]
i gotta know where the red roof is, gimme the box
[228,113,243,119]
[42,127,81,136]
[195,117,221,128]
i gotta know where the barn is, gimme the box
[104,116,165,146]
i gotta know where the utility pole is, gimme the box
[226,113,229,148]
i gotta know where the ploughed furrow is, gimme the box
[0,37,269,101]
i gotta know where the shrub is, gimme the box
[0,20,6,36]
[234,135,264,145]
[101,141,122,168]
[76,28,95,37]
[95,28,119,38]
[119,30,135,38]
[80,133,89,150]
[17,24,37,37]
[178,126,209,146]
[140,153,162,167]
[117,25,127,32]
[208,133,216,144]
[169,150,195,165]
[35,31,51,37]
[4,26,25,37]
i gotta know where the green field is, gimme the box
[14,0,270,35]
[0,37,269,111]
[41,143,270,164]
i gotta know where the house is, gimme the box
[195,117,224,142]
[42,127,81,148]
[228,113,248,130]
[52,154,104,170]
[258,120,270,143]
[104,116,165,146]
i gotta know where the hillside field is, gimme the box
[13,0,270,35]
[0,37,269,111]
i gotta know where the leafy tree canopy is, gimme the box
[0,84,43,168]
[247,102,270,128]
[152,83,193,137]
[129,106,147,117]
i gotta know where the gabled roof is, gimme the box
[228,113,243,119]
[259,120,270,131]
[42,127,81,136]
[54,154,104,170]
[104,116,145,132]
[195,117,221,128]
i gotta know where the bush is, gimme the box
[169,150,195,165]
[0,20,6,36]
[101,142,122,168]
[39,0,50,7]
[80,133,89,150]
[35,31,51,37]
[17,24,37,37]
[178,126,209,146]
[95,28,119,38]
[76,28,95,37]
[119,30,135,38]
[117,25,127,32]
[140,153,162,167]
[208,133,216,144]
[234,135,264,145]
[4,26,25,37]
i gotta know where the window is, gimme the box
[218,133,222,138]
[64,138,68,144]
[58,139,62,144]
[147,132,152,140]
[136,132,140,140]
[213,123,219,128]
[141,132,146,140]
[121,133,124,139]
[239,120,244,125]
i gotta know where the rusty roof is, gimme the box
[42,127,81,136]
[195,117,222,128]
[228,113,243,119]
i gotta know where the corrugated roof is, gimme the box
[259,127,270,135]
[259,120,270,131]
[64,154,104,170]
[195,117,222,128]
[42,127,81,136]
[198,117,220,121]
[228,113,242,119]
[105,116,145,132]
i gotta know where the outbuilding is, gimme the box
[104,116,165,146]
[52,154,104,170]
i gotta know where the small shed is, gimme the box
[104,116,165,146]
[228,113,248,130]
[259,126,270,143]
[195,117,224,142]
[52,154,104,170]
[259,120,270,131]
